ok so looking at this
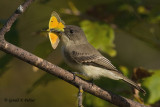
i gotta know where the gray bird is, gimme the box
[52,25,146,94]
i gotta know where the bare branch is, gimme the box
[78,85,83,107]
[0,0,33,37]
[0,0,148,107]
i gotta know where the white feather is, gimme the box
[79,65,122,80]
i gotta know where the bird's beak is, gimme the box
[50,29,63,36]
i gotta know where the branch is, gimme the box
[78,85,83,107]
[0,0,148,107]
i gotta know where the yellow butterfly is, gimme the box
[48,11,65,49]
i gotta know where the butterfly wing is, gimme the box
[50,11,65,30]
[48,11,65,49]
[48,32,60,49]
[51,11,61,22]
[49,16,59,29]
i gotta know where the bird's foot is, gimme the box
[72,72,77,81]
[88,79,94,87]
[72,72,82,81]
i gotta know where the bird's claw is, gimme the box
[89,79,94,87]
[72,72,77,81]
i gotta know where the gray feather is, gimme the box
[67,43,122,74]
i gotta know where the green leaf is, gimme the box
[143,70,160,104]
[80,20,116,57]
[119,65,130,77]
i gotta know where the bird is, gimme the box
[52,25,146,94]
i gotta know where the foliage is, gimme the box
[80,20,116,57]
[143,70,160,104]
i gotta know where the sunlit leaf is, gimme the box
[119,65,129,77]
[143,70,160,104]
[80,20,116,57]
[137,6,149,14]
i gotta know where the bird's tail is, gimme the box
[122,76,146,95]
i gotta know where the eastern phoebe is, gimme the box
[52,25,145,94]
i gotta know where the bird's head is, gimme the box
[51,25,88,46]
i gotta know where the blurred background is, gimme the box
[0,0,160,107]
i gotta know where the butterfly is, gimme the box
[48,11,65,49]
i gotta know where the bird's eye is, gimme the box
[70,29,73,33]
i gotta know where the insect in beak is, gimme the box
[47,11,65,49]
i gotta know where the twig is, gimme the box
[78,85,83,107]
[0,0,149,107]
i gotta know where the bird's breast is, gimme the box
[61,46,80,70]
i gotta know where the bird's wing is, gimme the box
[70,45,122,74]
